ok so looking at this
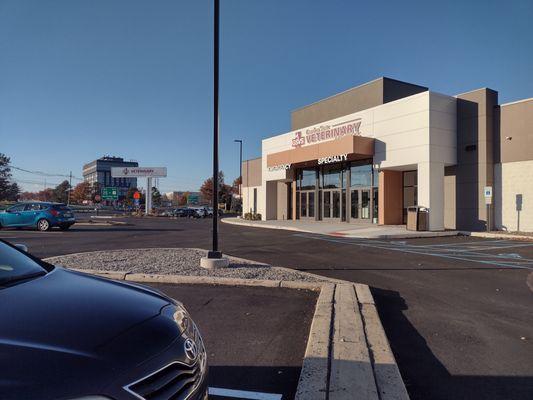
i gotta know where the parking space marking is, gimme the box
[294,234,533,270]
[208,387,283,400]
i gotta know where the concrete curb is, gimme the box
[63,268,324,291]
[46,253,408,399]
[44,247,338,287]
[295,283,335,400]
[330,283,378,399]
[222,217,458,239]
[460,230,533,241]
[296,282,410,400]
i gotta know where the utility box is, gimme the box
[407,206,428,231]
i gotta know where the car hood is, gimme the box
[0,267,182,399]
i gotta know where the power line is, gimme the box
[10,165,83,181]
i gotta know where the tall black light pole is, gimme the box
[234,139,242,196]
[209,0,221,259]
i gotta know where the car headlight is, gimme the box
[173,302,191,333]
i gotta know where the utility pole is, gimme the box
[234,140,243,196]
[67,171,72,205]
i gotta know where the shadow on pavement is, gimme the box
[372,287,533,400]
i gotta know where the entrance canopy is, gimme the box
[266,135,374,168]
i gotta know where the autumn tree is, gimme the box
[71,181,91,204]
[178,192,188,206]
[200,171,230,204]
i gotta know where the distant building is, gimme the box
[83,156,138,198]
[164,191,203,205]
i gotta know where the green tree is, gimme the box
[0,153,20,201]
[52,180,70,203]
[152,187,162,206]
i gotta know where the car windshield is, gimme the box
[0,242,46,287]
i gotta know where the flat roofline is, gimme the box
[290,77,428,113]
[500,97,533,107]
[454,87,498,97]
[243,156,262,162]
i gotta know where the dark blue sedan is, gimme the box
[0,240,208,399]
[0,202,76,231]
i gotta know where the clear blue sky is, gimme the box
[1,0,532,192]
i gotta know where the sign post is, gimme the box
[484,186,493,232]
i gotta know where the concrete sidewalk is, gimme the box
[223,217,458,239]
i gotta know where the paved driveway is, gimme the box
[3,217,532,400]
[148,283,317,400]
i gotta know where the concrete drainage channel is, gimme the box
[50,267,408,399]
[297,282,409,400]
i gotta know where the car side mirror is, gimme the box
[15,243,28,252]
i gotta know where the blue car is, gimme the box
[0,202,76,231]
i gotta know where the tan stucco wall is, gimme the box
[496,98,533,164]
[242,158,262,188]
[455,88,498,231]
[444,166,456,230]
[378,170,403,225]
[494,160,533,232]
[276,182,289,220]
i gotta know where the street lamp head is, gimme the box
[234,139,242,143]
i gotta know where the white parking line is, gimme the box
[294,234,533,270]
[208,387,282,400]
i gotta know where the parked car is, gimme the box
[0,202,76,231]
[191,207,207,218]
[0,239,208,400]
[174,207,197,218]
[203,207,223,217]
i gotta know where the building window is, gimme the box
[298,168,316,190]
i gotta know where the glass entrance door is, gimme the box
[322,189,341,221]
[350,188,371,221]
[299,191,315,219]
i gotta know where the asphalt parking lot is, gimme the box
[148,283,317,400]
[2,216,533,400]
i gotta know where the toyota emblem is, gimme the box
[184,338,198,361]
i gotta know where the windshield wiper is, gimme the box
[0,271,46,288]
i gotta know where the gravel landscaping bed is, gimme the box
[44,248,325,282]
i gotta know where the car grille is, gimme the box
[125,326,206,400]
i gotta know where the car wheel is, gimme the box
[37,219,51,232]
[59,224,71,231]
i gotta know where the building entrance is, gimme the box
[295,160,377,223]
[322,189,342,221]
[350,188,372,220]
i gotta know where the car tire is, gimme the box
[36,219,51,232]
[59,224,71,231]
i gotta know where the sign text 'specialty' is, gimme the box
[292,118,362,148]
[318,154,348,165]
[268,163,291,172]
